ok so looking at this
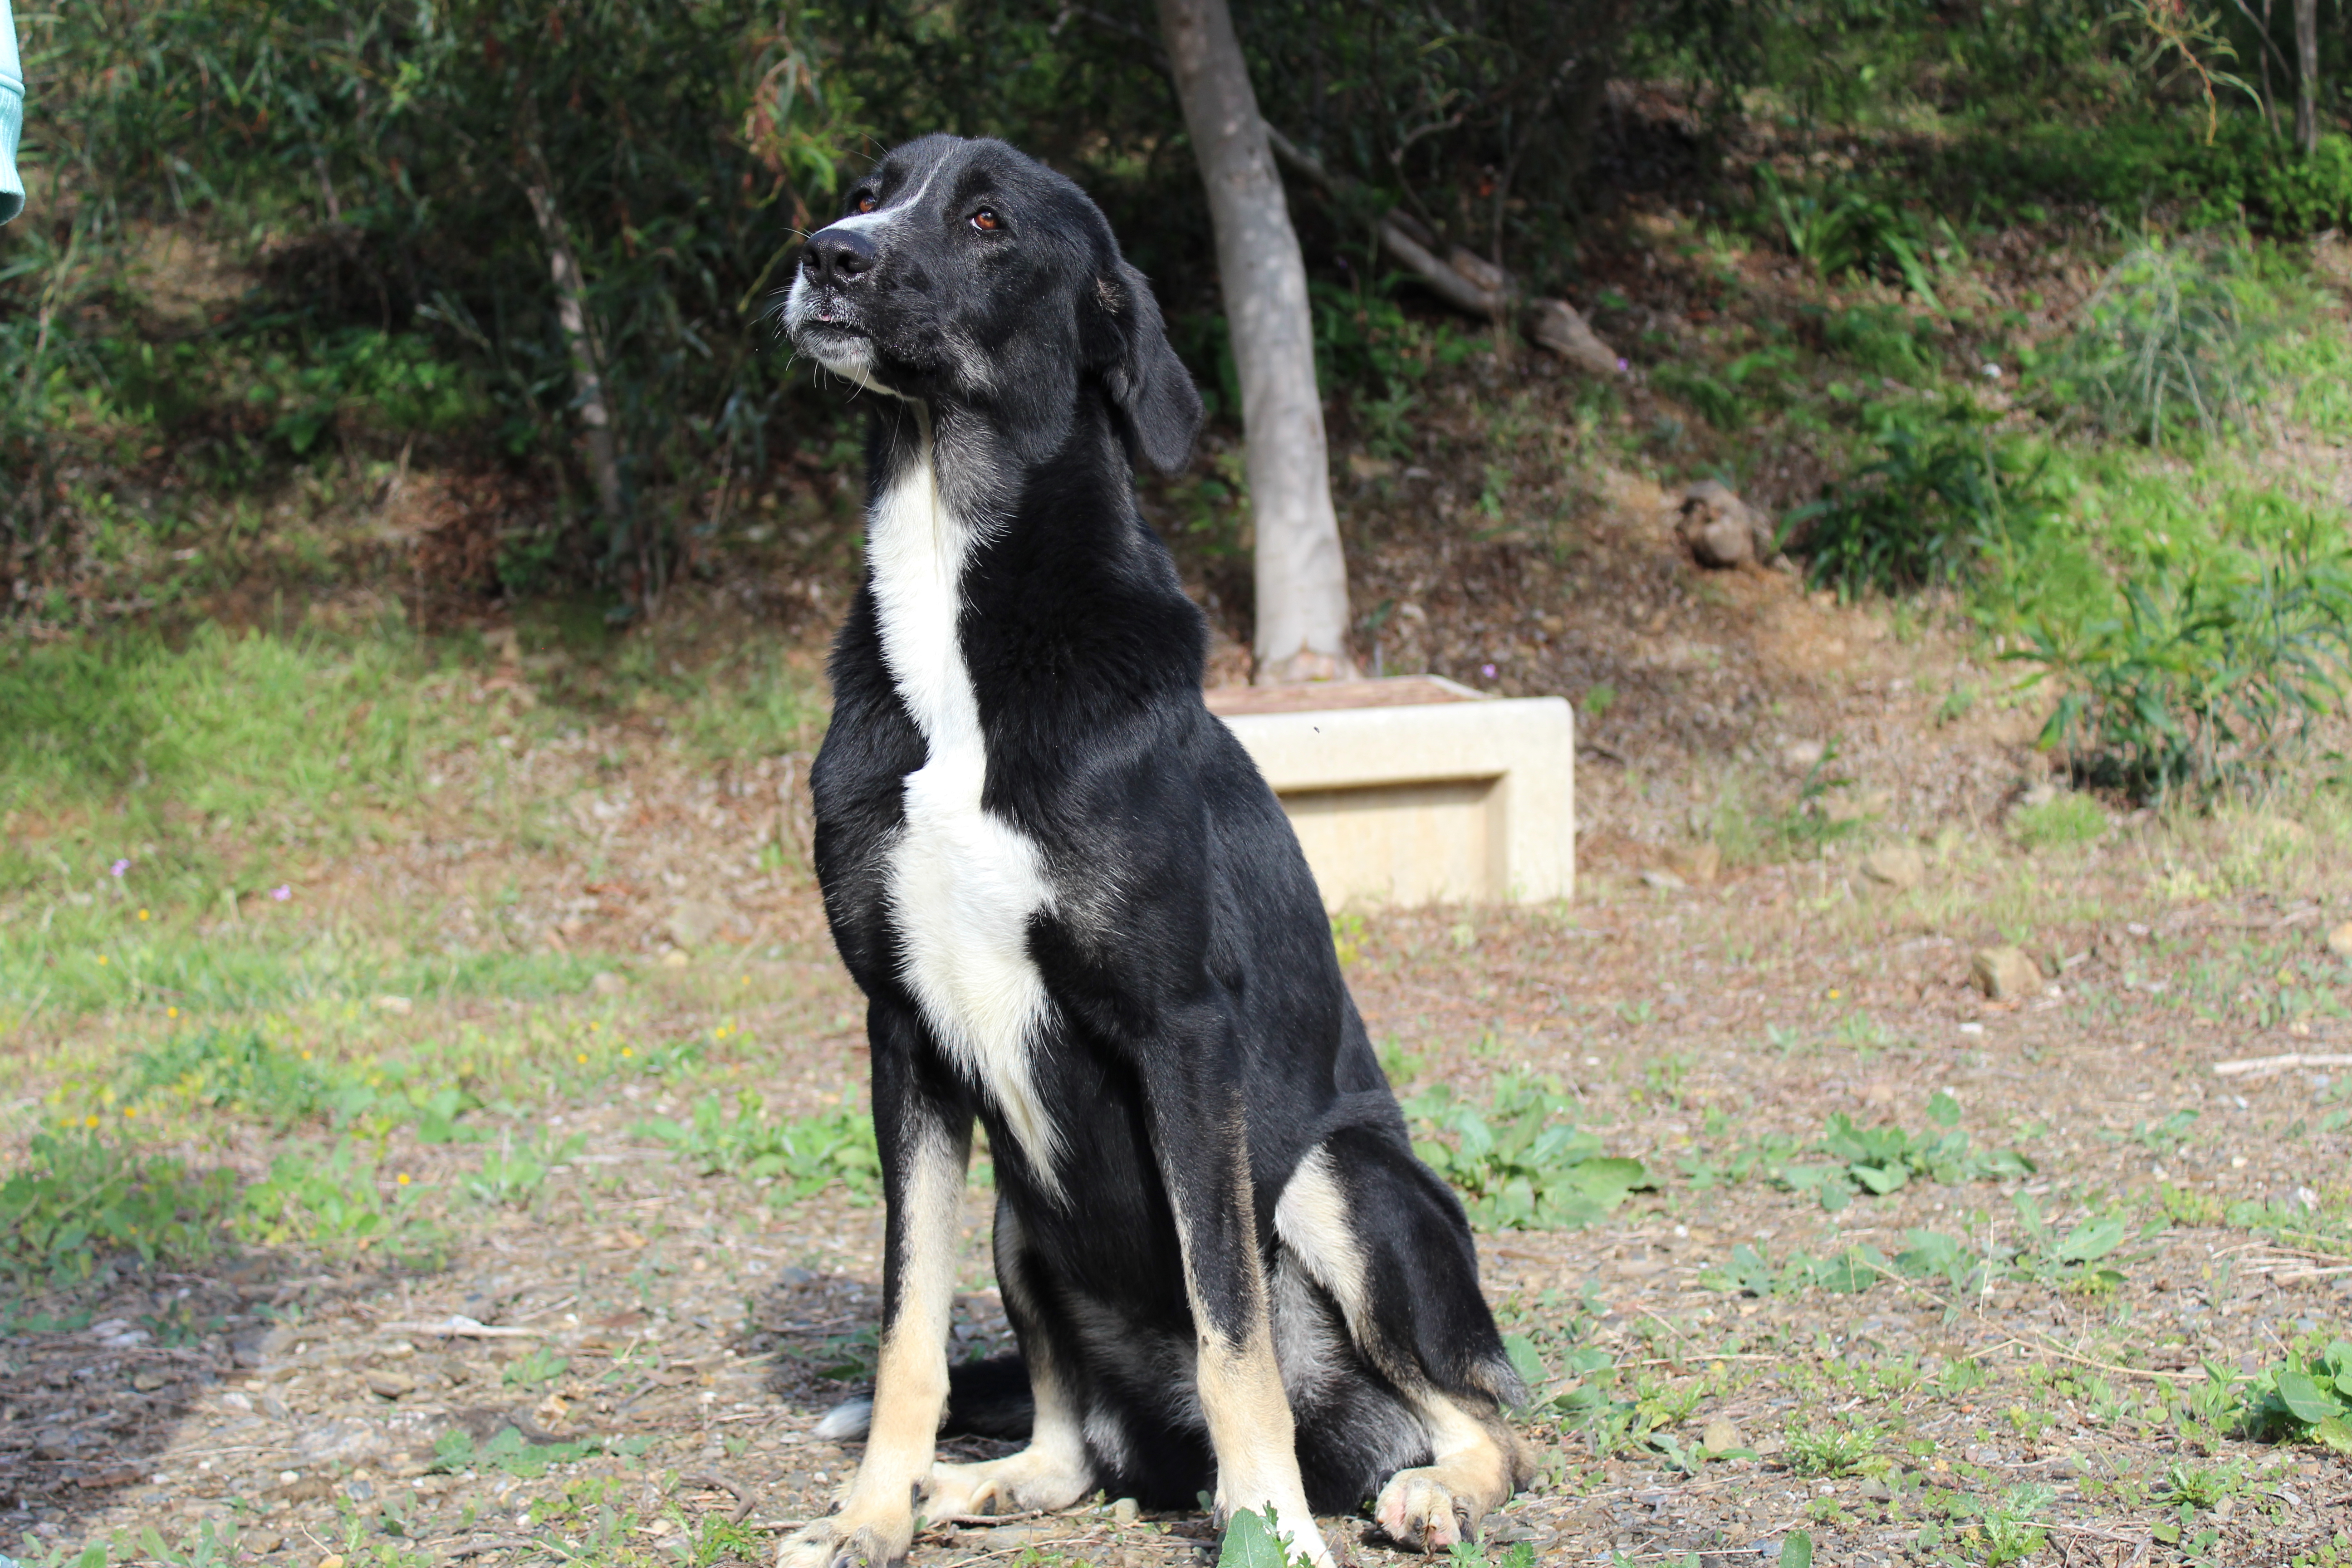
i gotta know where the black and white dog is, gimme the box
[778,134,1531,1568]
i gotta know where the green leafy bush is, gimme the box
[1401,1076,1651,1230]
[2040,239,2276,448]
[1944,118,2352,238]
[2010,531,2352,801]
[1786,403,2061,600]
[0,1128,239,1284]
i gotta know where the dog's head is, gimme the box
[782,135,1201,475]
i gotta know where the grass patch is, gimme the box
[638,1092,882,1205]
[2009,792,2108,849]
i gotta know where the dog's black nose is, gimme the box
[803,226,877,288]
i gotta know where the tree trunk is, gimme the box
[2295,0,2319,155]
[1158,0,1354,684]
[521,145,627,531]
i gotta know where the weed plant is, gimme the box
[1785,402,2060,600]
[1399,1077,1650,1230]
[2043,239,2277,448]
[0,1128,238,1285]
[2011,528,2352,801]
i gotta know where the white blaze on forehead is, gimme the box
[824,152,956,238]
[871,418,1065,1198]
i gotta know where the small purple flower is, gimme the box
[1480,663,1498,679]
[1616,358,1629,373]
[270,885,292,902]
[110,859,130,878]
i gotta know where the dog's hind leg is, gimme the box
[779,1008,970,1568]
[1273,1130,1534,1551]
[921,1201,1094,1518]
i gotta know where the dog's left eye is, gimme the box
[970,209,1001,232]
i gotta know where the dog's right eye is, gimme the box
[854,194,877,214]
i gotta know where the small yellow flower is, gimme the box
[83,1114,100,1128]
[97,954,109,965]
[1828,988,1842,999]
[576,1052,589,1064]
[138,908,150,921]
[740,975,750,985]
[621,1046,634,1058]
[301,1049,314,1060]
[122,1107,136,1119]
[167,1006,180,1019]
[588,1021,599,1032]
[396,1173,412,1186]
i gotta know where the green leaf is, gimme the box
[1500,1333,1548,1399]
[2274,1370,2341,1425]
[1780,1529,1814,1568]
[1216,1508,1291,1568]
[1927,1089,1961,1127]
[2314,1415,2352,1454]
[2057,1218,2126,1262]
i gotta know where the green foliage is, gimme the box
[1704,1202,2127,1302]
[638,1091,881,1202]
[1785,1423,1880,1477]
[233,1139,439,1261]
[1401,1076,1651,1230]
[1655,346,1795,431]
[0,1128,238,1285]
[2041,240,2277,447]
[1821,303,1944,383]
[1758,169,1945,308]
[464,1130,587,1208]
[1686,1093,2031,1211]
[2243,1340,2352,1451]
[500,1345,573,1389]
[1945,118,2352,239]
[2011,529,2352,802]
[1788,402,2060,600]
[1781,1091,2034,1210]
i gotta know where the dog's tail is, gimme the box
[810,1353,1035,1442]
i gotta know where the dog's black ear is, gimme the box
[1098,262,1203,475]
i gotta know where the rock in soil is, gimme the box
[1972,945,2043,1001]
[364,1369,418,1399]
[1676,480,1775,569]
[2329,920,2352,958]
[1860,844,1926,890]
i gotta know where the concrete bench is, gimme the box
[1206,676,1576,909]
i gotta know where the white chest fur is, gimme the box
[868,432,1065,1198]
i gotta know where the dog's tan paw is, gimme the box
[1372,1468,1475,1553]
[924,1449,1090,1519]
[774,1519,909,1568]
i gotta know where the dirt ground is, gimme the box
[6,512,2352,1568]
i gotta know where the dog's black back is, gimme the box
[785,135,1524,1537]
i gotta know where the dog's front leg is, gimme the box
[780,1007,969,1568]
[1146,1077,1334,1568]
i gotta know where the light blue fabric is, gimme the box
[0,0,22,224]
